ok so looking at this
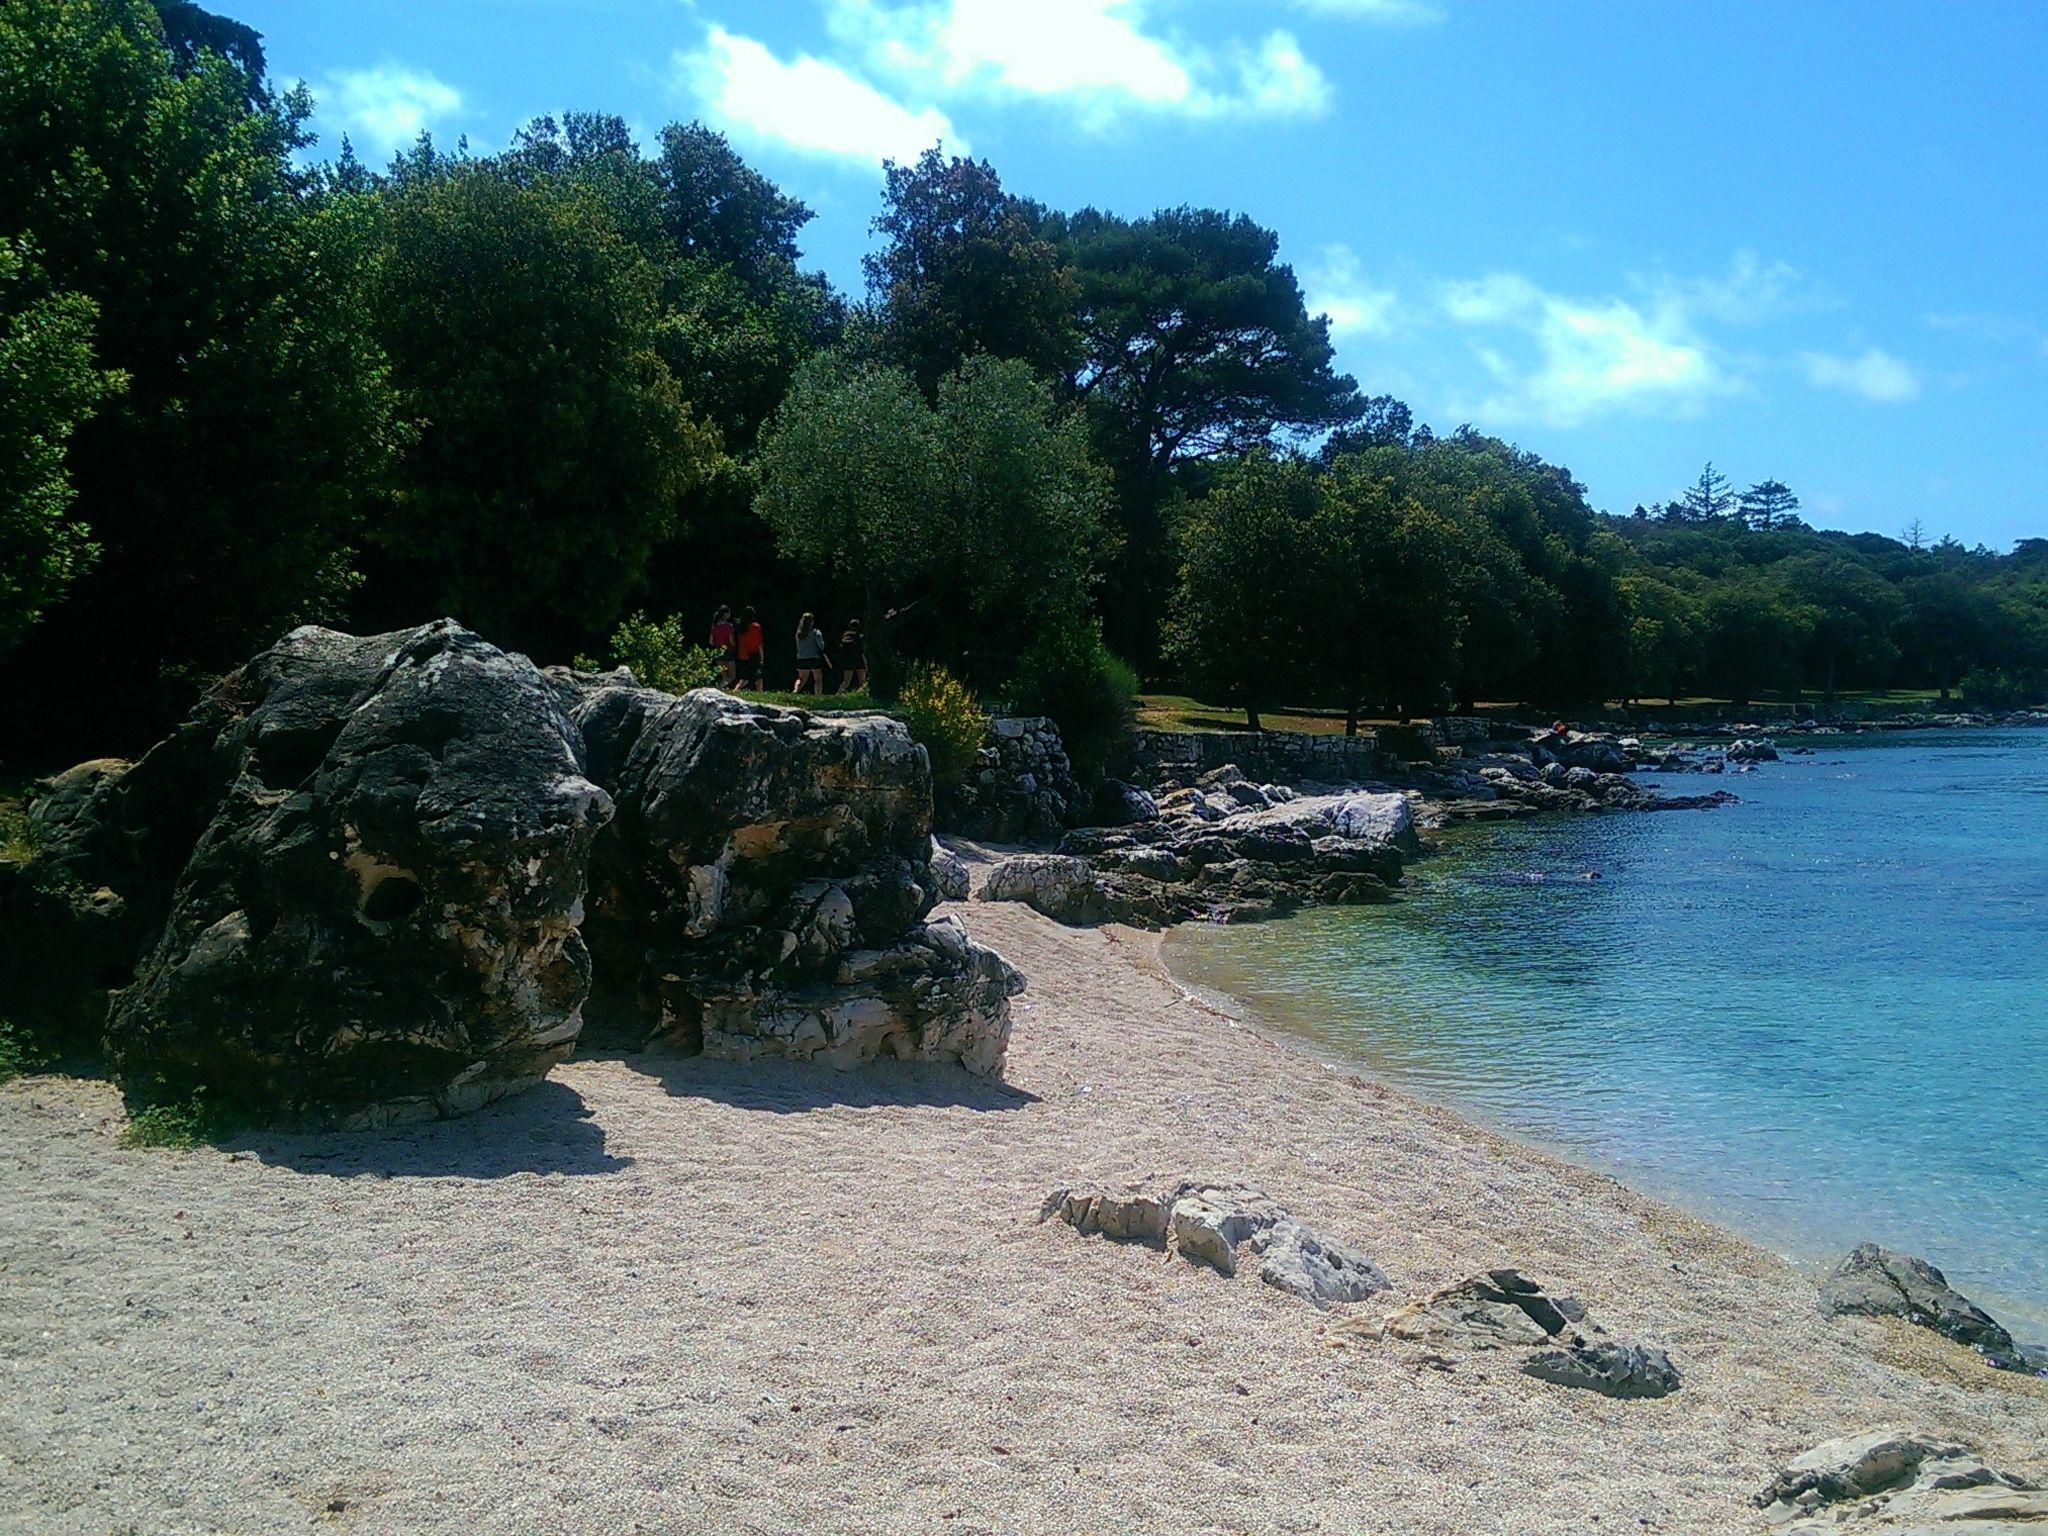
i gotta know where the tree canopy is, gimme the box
[2,0,2044,768]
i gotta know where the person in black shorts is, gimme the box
[836,619,867,693]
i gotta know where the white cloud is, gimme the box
[1800,347,1921,402]
[675,25,959,167]
[318,63,463,155]
[1287,0,1445,22]
[1436,272,1728,426]
[1306,244,1397,338]
[825,0,1331,128]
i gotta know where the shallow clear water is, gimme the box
[1165,729,2048,1336]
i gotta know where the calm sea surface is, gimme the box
[1164,729,2048,1336]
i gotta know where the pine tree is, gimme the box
[1738,478,1800,532]
[1681,462,1738,522]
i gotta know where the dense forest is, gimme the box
[5,0,2046,768]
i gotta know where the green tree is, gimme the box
[1681,462,1738,523]
[1054,205,1364,664]
[756,351,1110,688]
[1783,554,1902,702]
[1700,575,1815,707]
[0,0,402,755]
[361,160,719,657]
[0,240,123,658]
[1164,454,1319,731]
[1617,572,1704,704]
[1311,461,1468,729]
[1739,478,1800,533]
[865,149,1078,393]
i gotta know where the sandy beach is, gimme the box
[4,861,2044,1536]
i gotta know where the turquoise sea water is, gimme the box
[1164,729,2048,1336]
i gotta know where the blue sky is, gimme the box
[242,0,2048,549]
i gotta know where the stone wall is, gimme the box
[936,715,1081,844]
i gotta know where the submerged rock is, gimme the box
[1819,1243,2025,1367]
[1044,1178,1391,1309]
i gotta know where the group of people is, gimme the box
[706,606,867,696]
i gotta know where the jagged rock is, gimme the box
[1522,1341,1680,1399]
[557,678,1021,1076]
[1756,1429,2048,1530]
[105,622,613,1126]
[1221,790,1420,854]
[929,841,971,902]
[978,853,1116,924]
[1379,1269,1588,1349]
[6,624,1029,1124]
[1366,1268,1680,1396]
[1044,1178,1391,1309]
[1819,1244,2023,1366]
[1090,778,1159,827]
[1728,736,1781,763]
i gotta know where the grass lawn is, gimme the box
[747,688,881,713]
[1137,686,1956,736]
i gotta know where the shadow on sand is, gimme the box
[235,1078,633,1179]
[612,1048,1041,1115]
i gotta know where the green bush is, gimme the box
[1011,618,1140,782]
[596,611,724,695]
[0,1019,49,1084]
[896,664,985,790]
[117,1087,233,1149]
[1960,667,2047,712]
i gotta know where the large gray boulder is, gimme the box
[106,622,612,1126]
[561,679,1021,1075]
[1818,1243,2022,1366]
[8,623,1026,1126]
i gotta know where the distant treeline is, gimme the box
[5,0,2045,765]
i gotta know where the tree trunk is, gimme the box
[1245,702,1262,732]
[1823,654,1837,707]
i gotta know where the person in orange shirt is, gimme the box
[732,607,765,690]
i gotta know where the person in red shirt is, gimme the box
[707,604,736,687]
[733,607,765,690]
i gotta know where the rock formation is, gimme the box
[1756,1429,2048,1530]
[980,786,1415,928]
[1819,1243,2030,1369]
[1356,1268,1681,1399]
[3,622,1024,1125]
[1043,1179,1392,1309]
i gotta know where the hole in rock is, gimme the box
[362,873,425,922]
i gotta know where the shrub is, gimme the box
[1010,618,1140,782]
[600,611,723,695]
[896,664,985,790]
[1960,667,2047,713]
[0,1019,48,1084]
[117,1088,232,1149]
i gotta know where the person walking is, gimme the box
[733,607,765,691]
[836,619,867,694]
[791,612,831,696]
[708,604,736,688]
